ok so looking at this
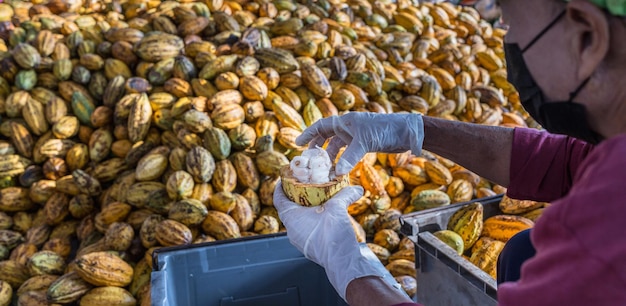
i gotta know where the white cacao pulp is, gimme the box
[289,147,335,183]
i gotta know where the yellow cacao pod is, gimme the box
[447,202,483,251]
[469,238,505,279]
[433,230,464,255]
[202,210,241,240]
[155,220,193,247]
[79,286,136,306]
[481,215,534,242]
[498,194,545,215]
[74,252,133,287]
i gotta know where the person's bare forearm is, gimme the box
[422,117,514,187]
[346,276,415,306]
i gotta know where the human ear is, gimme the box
[566,0,610,80]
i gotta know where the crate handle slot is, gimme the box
[400,217,419,243]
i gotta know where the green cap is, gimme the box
[565,0,626,16]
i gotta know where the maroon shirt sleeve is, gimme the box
[499,135,626,305]
[506,128,594,202]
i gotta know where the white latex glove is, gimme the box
[474,0,500,21]
[274,182,404,301]
[296,113,424,175]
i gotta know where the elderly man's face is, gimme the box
[498,0,579,102]
[498,0,626,140]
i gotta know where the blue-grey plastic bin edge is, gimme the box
[151,233,349,306]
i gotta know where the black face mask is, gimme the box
[504,10,603,144]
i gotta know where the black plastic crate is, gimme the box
[400,195,504,306]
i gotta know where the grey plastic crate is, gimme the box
[400,195,504,306]
[151,233,348,306]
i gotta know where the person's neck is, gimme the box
[591,97,626,140]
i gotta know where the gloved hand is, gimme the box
[474,0,501,21]
[274,182,405,301]
[295,112,424,175]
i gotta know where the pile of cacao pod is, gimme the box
[0,0,535,303]
[426,195,548,280]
